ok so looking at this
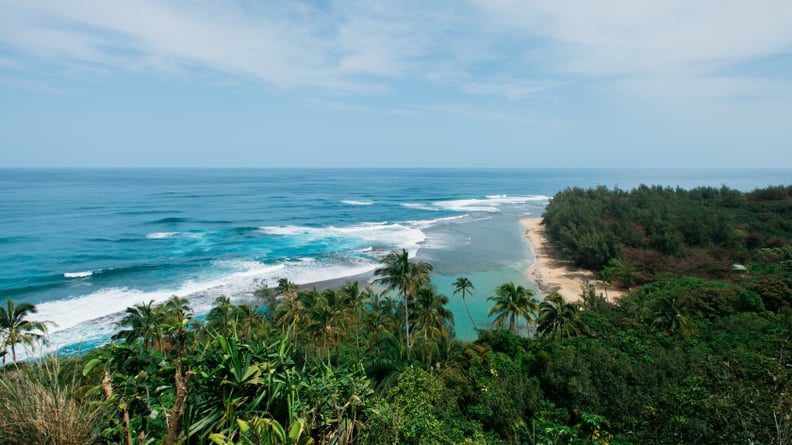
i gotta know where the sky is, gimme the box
[1,0,792,168]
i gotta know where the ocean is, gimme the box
[1,168,790,356]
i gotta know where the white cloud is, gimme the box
[471,0,792,98]
[0,0,430,91]
[474,1,792,72]
[2,0,792,104]
[460,78,562,100]
[0,0,508,97]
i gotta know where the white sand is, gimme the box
[522,218,621,302]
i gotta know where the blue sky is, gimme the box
[1,0,791,168]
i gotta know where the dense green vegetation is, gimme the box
[2,184,792,444]
[542,184,792,276]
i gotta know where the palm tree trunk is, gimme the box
[463,294,477,331]
[509,313,515,334]
[11,343,16,363]
[165,356,191,445]
[121,399,133,445]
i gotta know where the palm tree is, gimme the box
[340,281,369,361]
[206,295,235,333]
[276,278,298,297]
[453,277,476,331]
[364,297,399,356]
[649,294,698,339]
[164,295,192,330]
[275,290,306,350]
[374,249,433,350]
[413,286,454,340]
[537,292,592,339]
[112,300,163,350]
[234,304,269,338]
[0,299,52,363]
[306,289,350,364]
[487,282,539,335]
[411,286,454,366]
[163,295,193,324]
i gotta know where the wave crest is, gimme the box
[64,271,94,279]
[404,195,550,213]
[146,232,178,239]
[341,199,374,206]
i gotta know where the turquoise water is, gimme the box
[1,168,789,352]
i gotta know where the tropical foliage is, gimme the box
[487,282,538,334]
[453,276,477,330]
[0,299,51,363]
[2,183,792,444]
[536,292,592,339]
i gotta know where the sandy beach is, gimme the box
[521,218,621,303]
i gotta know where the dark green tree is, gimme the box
[453,276,477,331]
[374,249,433,351]
[487,282,539,335]
[649,294,698,338]
[412,286,454,365]
[0,299,51,363]
[112,299,164,350]
[537,293,592,339]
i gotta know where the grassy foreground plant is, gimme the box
[0,358,107,445]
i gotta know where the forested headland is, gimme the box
[2,184,792,444]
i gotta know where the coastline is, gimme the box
[521,218,621,302]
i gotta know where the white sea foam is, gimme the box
[39,257,381,356]
[404,195,550,213]
[341,199,374,206]
[64,271,93,278]
[259,225,311,236]
[407,214,469,229]
[146,232,178,239]
[260,222,426,257]
[401,203,439,211]
[420,231,468,250]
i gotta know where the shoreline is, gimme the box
[521,218,622,303]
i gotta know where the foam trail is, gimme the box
[260,221,426,257]
[341,200,374,206]
[401,195,549,213]
[401,203,439,211]
[438,195,551,213]
[146,232,178,239]
[407,214,468,229]
[64,271,93,278]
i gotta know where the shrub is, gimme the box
[0,358,107,445]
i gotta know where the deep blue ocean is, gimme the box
[1,168,790,356]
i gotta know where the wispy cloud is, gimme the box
[410,103,568,125]
[460,78,563,100]
[2,0,792,104]
[0,0,473,94]
[0,55,23,69]
[306,98,421,117]
[471,0,792,99]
